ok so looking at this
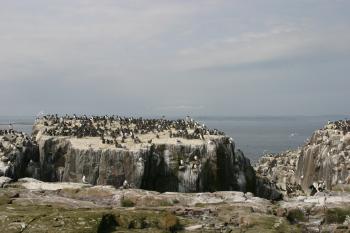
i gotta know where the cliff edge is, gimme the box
[296,120,350,192]
[255,119,350,196]
[30,115,256,193]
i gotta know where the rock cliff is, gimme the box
[296,121,350,192]
[30,115,256,193]
[255,120,350,196]
[34,135,256,193]
[0,131,39,180]
[255,150,304,198]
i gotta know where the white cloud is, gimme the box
[0,0,349,115]
[155,105,205,111]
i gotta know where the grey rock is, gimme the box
[0,176,12,187]
[36,135,256,193]
[296,123,350,192]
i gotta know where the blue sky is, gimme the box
[0,0,349,116]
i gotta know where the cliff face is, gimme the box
[255,150,303,198]
[36,135,256,193]
[255,120,350,196]
[296,124,350,191]
[0,133,39,180]
[0,115,263,196]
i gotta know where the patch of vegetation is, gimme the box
[121,198,135,207]
[325,208,350,224]
[286,208,306,223]
[97,214,118,233]
[160,200,174,206]
[159,212,182,233]
[0,200,186,233]
[194,202,206,208]
[57,188,84,201]
[240,214,302,233]
[172,199,180,204]
[0,194,11,205]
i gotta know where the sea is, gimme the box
[0,115,348,164]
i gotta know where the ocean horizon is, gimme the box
[0,114,348,163]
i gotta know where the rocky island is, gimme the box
[30,115,256,193]
[0,116,350,232]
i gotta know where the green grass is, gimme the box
[159,200,174,207]
[325,208,350,224]
[286,208,306,223]
[121,198,135,207]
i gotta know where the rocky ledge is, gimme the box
[0,130,39,180]
[4,115,258,194]
[296,120,350,192]
[1,117,350,232]
[0,178,349,233]
[255,120,350,198]
[255,150,304,198]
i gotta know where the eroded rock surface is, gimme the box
[30,115,256,194]
[255,150,304,198]
[255,120,350,197]
[1,178,350,232]
[34,134,256,194]
[296,120,350,192]
[0,130,39,180]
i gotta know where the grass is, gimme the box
[286,208,306,223]
[159,212,182,232]
[238,214,302,233]
[159,200,174,207]
[121,198,135,207]
[325,208,350,224]
[0,200,184,233]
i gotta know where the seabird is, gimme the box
[82,175,87,183]
[123,180,129,189]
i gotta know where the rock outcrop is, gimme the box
[255,120,350,197]
[296,120,350,192]
[0,131,39,180]
[255,150,304,198]
[34,135,256,193]
[1,178,350,232]
[27,115,256,194]
[2,117,350,232]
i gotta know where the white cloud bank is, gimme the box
[0,0,349,115]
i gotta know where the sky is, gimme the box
[0,0,349,117]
